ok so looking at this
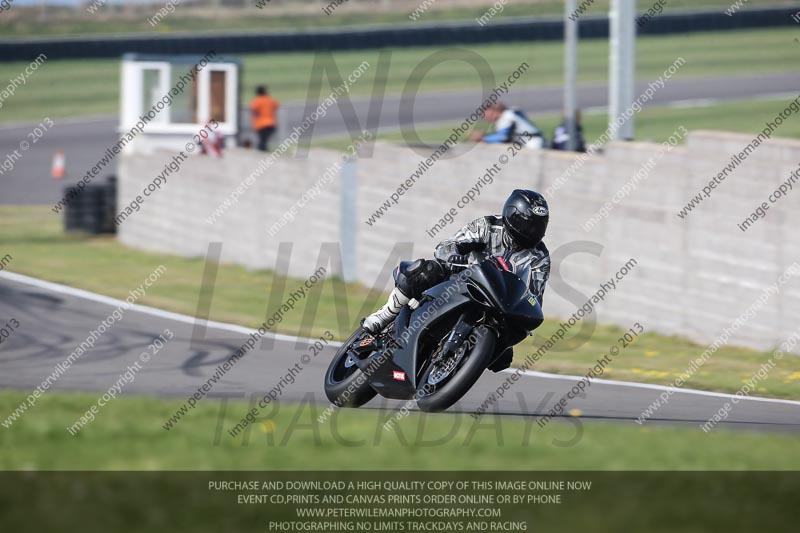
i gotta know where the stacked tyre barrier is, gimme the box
[64,176,117,235]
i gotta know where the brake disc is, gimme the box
[427,344,468,386]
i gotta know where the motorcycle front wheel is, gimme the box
[416,325,495,413]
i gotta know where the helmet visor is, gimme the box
[504,206,546,246]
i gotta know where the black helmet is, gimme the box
[502,189,549,247]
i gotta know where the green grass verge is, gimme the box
[2,390,799,470]
[0,28,797,124]
[0,0,773,38]
[2,206,800,399]
[314,96,800,152]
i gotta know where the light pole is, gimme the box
[609,0,637,141]
[564,0,579,151]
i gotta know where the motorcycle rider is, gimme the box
[362,189,550,371]
[469,103,547,149]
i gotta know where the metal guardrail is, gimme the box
[0,6,797,61]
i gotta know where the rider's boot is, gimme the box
[362,287,409,334]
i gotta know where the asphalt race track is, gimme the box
[1,72,798,205]
[2,271,799,434]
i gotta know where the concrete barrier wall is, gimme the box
[118,132,800,352]
[118,147,345,276]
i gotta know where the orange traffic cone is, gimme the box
[51,151,65,179]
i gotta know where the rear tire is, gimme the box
[323,327,378,408]
[416,325,495,413]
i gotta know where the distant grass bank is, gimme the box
[0,0,782,39]
[0,28,796,124]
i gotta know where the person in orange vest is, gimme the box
[250,85,279,152]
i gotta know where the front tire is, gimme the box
[323,327,378,408]
[416,325,495,413]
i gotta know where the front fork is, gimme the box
[434,310,482,363]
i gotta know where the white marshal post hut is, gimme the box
[119,53,241,154]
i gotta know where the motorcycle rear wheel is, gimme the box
[323,327,379,408]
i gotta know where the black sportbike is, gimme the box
[323,253,544,412]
